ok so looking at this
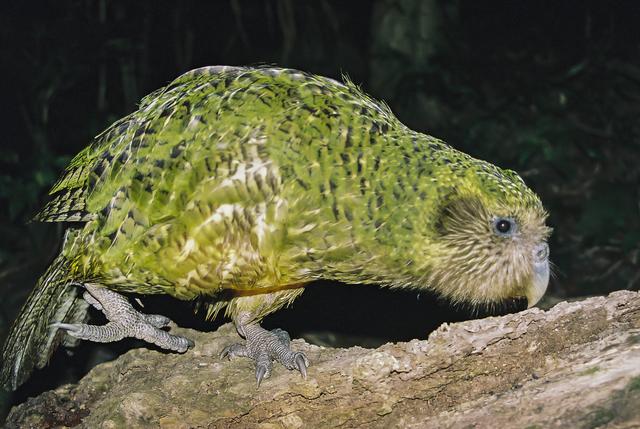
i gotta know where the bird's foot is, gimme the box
[221,325,309,386]
[53,284,194,352]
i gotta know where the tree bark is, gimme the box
[5,290,640,429]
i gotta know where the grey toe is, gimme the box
[143,314,172,328]
[221,343,248,360]
[270,328,291,345]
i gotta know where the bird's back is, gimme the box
[37,66,400,298]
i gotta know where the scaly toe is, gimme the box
[143,314,172,328]
[255,353,272,387]
[51,322,81,334]
[280,351,309,376]
[270,328,291,345]
[129,322,193,352]
[175,335,195,350]
[220,343,248,360]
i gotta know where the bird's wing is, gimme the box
[34,67,250,223]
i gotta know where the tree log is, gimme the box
[5,290,640,429]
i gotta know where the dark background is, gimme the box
[1,0,639,417]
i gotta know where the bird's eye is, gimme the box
[493,217,516,236]
[496,219,511,233]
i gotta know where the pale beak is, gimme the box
[527,243,550,308]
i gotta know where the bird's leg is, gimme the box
[53,284,194,352]
[221,315,309,386]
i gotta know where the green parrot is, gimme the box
[1,66,551,389]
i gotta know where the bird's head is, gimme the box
[421,160,551,309]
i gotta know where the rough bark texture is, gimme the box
[5,290,640,429]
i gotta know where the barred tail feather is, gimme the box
[0,255,87,391]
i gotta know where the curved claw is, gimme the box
[51,322,80,334]
[220,348,230,360]
[220,343,247,360]
[256,363,269,387]
[294,353,308,378]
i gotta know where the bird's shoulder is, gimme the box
[35,66,395,223]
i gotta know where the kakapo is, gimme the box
[1,66,551,389]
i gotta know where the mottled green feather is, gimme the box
[4,66,549,389]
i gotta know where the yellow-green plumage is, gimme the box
[2,66,550,389]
